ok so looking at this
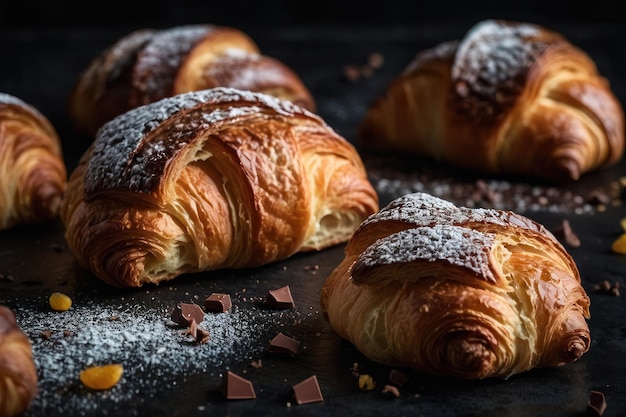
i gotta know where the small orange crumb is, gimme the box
[611,233,626,254]
[49,292,72,311]
[80,364,124,390]
[358,374,376,391]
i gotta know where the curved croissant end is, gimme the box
[358,19,624,182]
[0,306,38,417]
[61,87,378,288]
[0,93,67,230]
[320,192,590,380]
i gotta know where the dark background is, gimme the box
[2,0,625,29]
[2,3,626,417]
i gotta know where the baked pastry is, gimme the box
[0,306,38,417]
[60,87,378,288]
[0,93,67,230]
[357,19,624,182]
[320,192,591,380]
[69,24,316,137]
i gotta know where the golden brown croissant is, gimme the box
[357,19,624,182]
[0,93,67,230]
[69,24,316,137]
[0,306,38,417]
[60,87,378,288]
[320,192,591,380]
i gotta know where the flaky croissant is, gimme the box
[357,19,624,182]
[320,192,591,380]
[0,306,38,417]
[60,87,378,288]
[69,24,316,137]
[0,93,67,230]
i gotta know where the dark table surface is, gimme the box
[1,15,625,417]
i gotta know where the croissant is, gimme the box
[60,87,379,288]
[320,192,591,380]
[357,19,624,182]
[69,24,316,137]
[0,93,67,230]
[0,306,38,417]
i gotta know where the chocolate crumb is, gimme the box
[250,360,262,369]
[292,375,323,405]
[0,273,13,282]
[587,190,611,205]
[553,219,581,248]
[382,384,400,398]
[595,280,612,293]
[267,285,295,309]
[171,302,205,327]
[196,328,210,344]
[594,280,620,296]
[40,330,52,339]
[268,332,301,356]
[389,369,408,386]
[63,330,73,337]
[368,52,384,69]
[50,244,65,252]
[204,293,232,313]
[343,65,361,82]
[221,370,256,400]
[588,390,607,416]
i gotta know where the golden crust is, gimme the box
[358,19,624,182]
[69,24,315,137]
[0,93,67,230]
[61,87,378,287]
[0,306,38,417]
[320,192,590,380]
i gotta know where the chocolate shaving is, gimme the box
[553,219,581,248]
[588,390,607,416]
[267,285,295,309]
[221,371,256,400]
[204,293,232,312]
[292,375,323,405]
[171,302,205,327]
[268,332,301,355]
[196,328,210,344]
[388,369,408,386]
[186,318,210,344]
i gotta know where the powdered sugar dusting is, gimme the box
[85,87,316,194]
[132,24,214,103]
[363,192,543,234]
[13,292,307,416]
[452,19,545,96]
[354,225,496,282]
[100,29,155,83]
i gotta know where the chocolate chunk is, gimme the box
[171,302,205,327]
[267,285,295,309]
[204,293,232,312]
[388,369,408,386]
[292,375,323,404]
[268,332,301,355]
[221,370,256,400]
[588,390,607,416]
